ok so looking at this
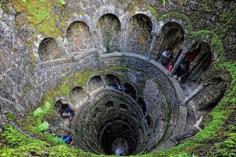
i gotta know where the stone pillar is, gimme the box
[171,48,188,74]
[148,32,158,59]
[183,83,207,105]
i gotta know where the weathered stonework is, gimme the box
[0,0,235,156]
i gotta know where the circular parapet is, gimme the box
[59,52,188,155]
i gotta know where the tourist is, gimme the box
[61,105,75,121]
[175,60,189,82]
[115,147,124,156]
[158,49,173,70]
[61,131,74,145]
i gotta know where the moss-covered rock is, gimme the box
[12,0,68,37]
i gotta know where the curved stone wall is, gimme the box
[48,53,187,155]
[0,1,233,156]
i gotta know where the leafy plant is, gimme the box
[35,121,49,132]
[33,101,51,118]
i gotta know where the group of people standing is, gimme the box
[58,102,75,145]
[157,47,197,83]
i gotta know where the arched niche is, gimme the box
[105,101,114,109]
[119,104,128,110]
[184,42,212,82]
[97,14,121,53]
[38,37,61,62]
[196,77,227,111]
[104,74,122,90]
[87,75,104,92]
[54,99,74,117]
[127,14,152,54]
[123,83,137,99]
[66,21,94,51]
[69,87,88,107]
[156,22,184,61]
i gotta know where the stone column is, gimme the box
[148,32,158,59]
[171,47,188,74]
[183,83,208,105]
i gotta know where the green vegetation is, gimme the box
[190,30,225,62]
[0,0,10,13]
[35,121,49,132]
[21,0,65,5]
[12,0,68,37]
[0,63,235,157]
[4,112,17,121]
[33,101,51,119]
[147,4,158,17]
[0,125,79,157]
[0,1,235,157]
[158,12,193,32]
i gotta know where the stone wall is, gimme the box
[0,0,235,130]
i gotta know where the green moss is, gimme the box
[190,30,225,62]
[1,63,235,157]
[213,10,236,39]
[12,0,68,37]
[4,112,17,121]
[158,12,193,32]
[41,66,129,108]
[48,145,79,157]
[0,0,10,13]
[147,5,158,17]
[199,2,211,12]
[151,62,236,156]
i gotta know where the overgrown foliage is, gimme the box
[12,0,68,37]
[0,63,235,157]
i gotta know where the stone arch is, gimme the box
[104,74,122,90]
[187,30,225,61]
[87,75,104,92]
[127,14,153,54]
[192,77,228,113]
[97,14,121,53]
[123,83,137,99]
[66,14,93,32]
[38,37,61,62]
[55,99,74,116]
[157,12,192,35]
[66,21,94,52]
[69,87,89,107]
[184,42,212,82]
[105,101,114,109]
[156,22,185,62]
